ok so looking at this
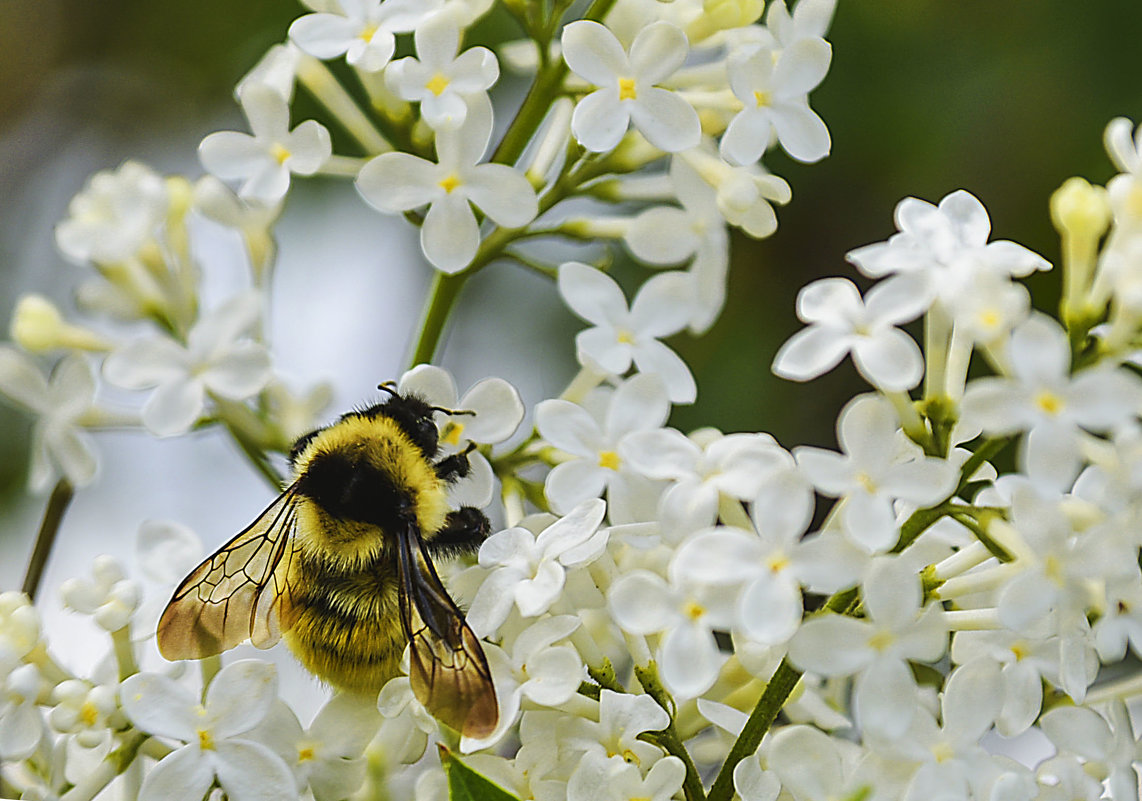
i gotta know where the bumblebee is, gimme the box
[156,384,497,739]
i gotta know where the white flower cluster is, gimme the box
[8,0,1142,800]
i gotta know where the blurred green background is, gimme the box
[1,0,1141,526]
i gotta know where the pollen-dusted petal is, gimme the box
[120,672,201,741]
[205,660,279,738]
[571,87,628,153]
[421,192,479,273]
[356,152,441,212]
[628,21,689,85]
[137,745,214,801]
[213,739,298,801]
[627,87,700,153]
[561,20,629,86]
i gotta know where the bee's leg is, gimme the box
[433,442,476,484]
[424,507,491,558]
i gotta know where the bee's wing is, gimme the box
[395,520,498,740]
[157,486,300,660]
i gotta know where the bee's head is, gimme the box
[371,384,440,456]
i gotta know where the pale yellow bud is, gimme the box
[688,0,764,43]
[11,294,111,353]
[1050,176,1110,242]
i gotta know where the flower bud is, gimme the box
[10,295,111,354]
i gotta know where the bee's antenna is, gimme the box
[377,381,398,398]
[432,406,476,417]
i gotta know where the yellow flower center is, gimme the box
[978,308,1001,330]
[1035,390,1064,416]
[753,89,772,107]
[270,143,292,165]
[426,73,451,96]
[932,742,955,763]
[618,77,637,101]
[867,629,895,652]
[442,420,465,447]
[359,23,379,42]
[765,553,790,574]
[1010,641,1029,661]
[439,173,462,194]
[197,729,215,751]
[598,450,622,470]
[80,700,99,727]
[855,471,878,493]
[616,328,636,344]
[298,746,315,762]
[683,600,705,620]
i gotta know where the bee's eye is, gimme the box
[419,418,439,447]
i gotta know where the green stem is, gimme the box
[891,502,951,554]
[407,271,471,368]
[110,626,139,682]
[635,663,706,801]
[491,0,619,167]
[706,657,801,801]
[955,437,1012,495]
[22,479,74,600]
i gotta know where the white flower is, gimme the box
[199,83,332,202]
[466,499,608,636]
[535,373,671,518]
[103,292,273,437]
[136,520,204,586]
[624,156,730,333]
[720,39,831,165]
[772,276,928,391]
[249,695,380,801]
[0,348,105,491]
[0,593,41,668]
[121,660,295,801]
[562,20,700,153]
[621,428,797,542]
[765,0,837,47]
[794,396,957,552]
[562,690,671,790]
[0,664,43,760]
[608,568,734,697]
[398,364,525,507]
[789,558,947,739]
[558,262,697,403]
[962,314,1142,489]
[385,13,499,130]
[569,753,685,801]
[54,160,168,264]
[950,628,1056,737]
[462,616,583,751]
[758,726,857,801]
[236,42,301,102]
[289,0,442,72]
[356,96,538,273]
[846,190,1050,310]
[1040,702,1142,801]
[59,555,141,632]
[49,680,122,746]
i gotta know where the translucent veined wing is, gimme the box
[157,486,300,660]
[395,519,498,739]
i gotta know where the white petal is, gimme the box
[854,657,916,738]
[559,261,629,327]
[1040,706,1113,761]
[619,427,699,480]
[768,726,843,800]
[788,615,874,675]
[356,153,441,212]
[200,343,272,399]
[466,163,538,227]
[103,337,188,389]
[625,206,699,264]
[738,572,802,645]
[0,347,48,412]
[421,193,479,272]
[577,327,633,374]
[199,132,268,181]
[138,747,215,801]
[609,570,677,635]
[206,660,278,737]
[795,276,861,321]
[773,38,831,95]
[458,378,524,443]
[771,325,851,381]
[851,328,923,391]
[561,21,628,86]
[629,270,696,338]
[605,372,670,437]
[938,189,991,246]
[120,673,199,740]
[720,108,771,166]
[520,645,582,706]
[660,622,722,697]
[770,101,830,163]
[631,340,696,404]
[842,492,897,552]
[1008,314,1069,384]
[514,559,566,617]
[283,119,332,174]
[628,22,688,85]
[535,398,602,455]
[214,740,298,801]
[141,378,205,437]
[734,759,781,801]
[288,13,357,59]
[628,87,700,153]
[536,497,607,556]
[942,658,1002,741]
[572,88,628,152]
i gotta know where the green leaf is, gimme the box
[438,744,523,801]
